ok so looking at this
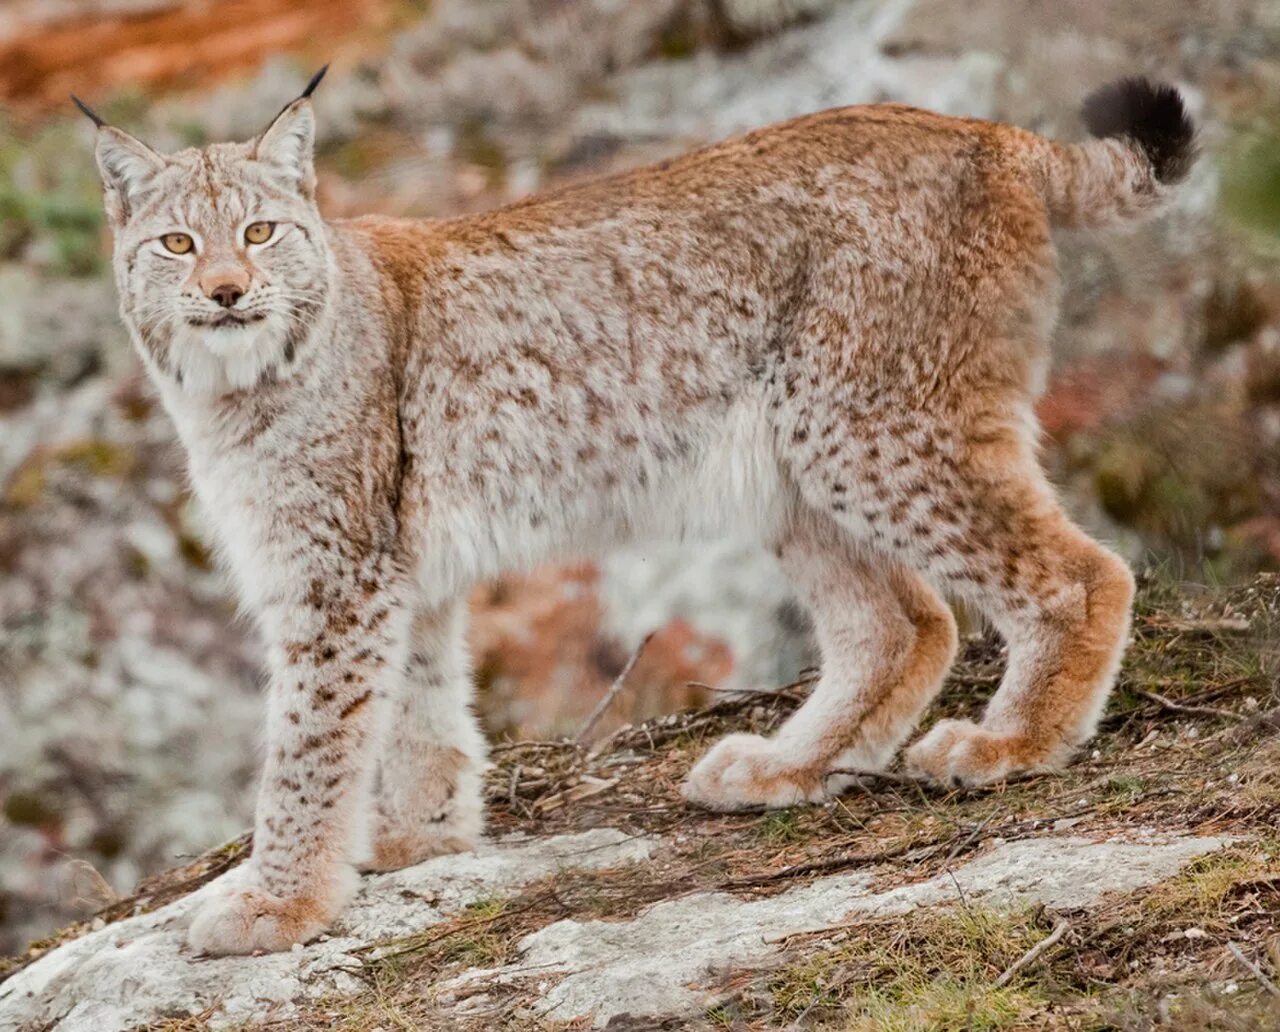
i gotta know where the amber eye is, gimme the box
[244,221,275,245]
[161,232,194,255]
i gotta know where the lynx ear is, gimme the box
[73,96,166,224]
[255,66,326,197]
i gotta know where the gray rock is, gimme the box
[0,828,656,1031]
[448,833,1226,1027]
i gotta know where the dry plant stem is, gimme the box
[489,740,577,755]
[1136,689,1245,722]
[1227,940,1280,999]
[1139,616,1251,635]
[718,841,921,890]
[576,632,655,746]
[993,918,1070,988]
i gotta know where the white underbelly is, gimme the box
[413,399,792,606]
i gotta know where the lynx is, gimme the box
[79,71,1194,954]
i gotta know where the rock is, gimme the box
[0,829,1225,1030]
[448,834,1226,1027]
[0,828,656,1031]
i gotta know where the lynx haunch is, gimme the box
[79,72,1195,954]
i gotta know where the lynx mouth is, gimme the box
[190,313,267,330]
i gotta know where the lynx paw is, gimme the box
[187,884,335,956]
[683,733,827,811]
[905,719,1043,787]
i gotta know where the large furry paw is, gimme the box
[187,884,336,956]
[905,719,1047,787]
[683,733,828,811]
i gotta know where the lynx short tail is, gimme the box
[1031,76,1196,229]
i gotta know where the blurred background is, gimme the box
[1,0,1278,955]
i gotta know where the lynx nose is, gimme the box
[199,266,251,309]
[209,283,244,309]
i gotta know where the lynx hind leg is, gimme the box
[684,517,957,811]
[363,602,486,872]
[903,491,1134,787]
[790,406,1134,787]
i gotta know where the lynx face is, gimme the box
[96,102,331,393]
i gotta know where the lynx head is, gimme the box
[78,68,332,395]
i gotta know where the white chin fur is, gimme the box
[172,316,292,394]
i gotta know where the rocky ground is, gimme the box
[3,0,1280,992]
[1,577,1278,1030]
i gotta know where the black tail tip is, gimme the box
[1081,77,1196,184]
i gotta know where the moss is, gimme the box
[0,117,105,275]
[319,132,412,182]
[5,439,140,509]
[704,1003,736,1027]
[1083,400,1275,579]
[1115,573,1278,720]
[3,462,47,509]
[455,119,507,188]
[56,439,137,478]
[88,826,129,860]
[657,16,702,60]
[764,906,1058,1030]
[3,791,59,827]
[1222,116,1280,240]
[757,809,808,845]
[1101,773,1148,803]
[845,978,1044,1032]
[170,120,208,148]
[1201,278,1268,354]
[1135,840,1280,929]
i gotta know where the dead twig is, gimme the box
[490,740,577,755]
[576,632,654,746]
[692,681,813,700]
[1137,689,1245,723]
[945,813,994,863]
[945,866,972,914]
[993,918,1070,988]
[1138,615,1251,635]
[1212,706,1280,746]
[718,841,920,890]
[1227,941,1280,999]
[946,672,1002,688]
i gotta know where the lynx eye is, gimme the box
[161,232,194,255]
[244,221,275,245]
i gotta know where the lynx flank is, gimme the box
[79,74,1195,955]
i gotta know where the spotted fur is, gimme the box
[85,77,1193,954]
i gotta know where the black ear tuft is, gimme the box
[71,94,107,128]
[1080,77,1197,184]
[300,65,329,100]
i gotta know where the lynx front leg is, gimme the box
[188,556,410,956]
[364,601,486,871]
